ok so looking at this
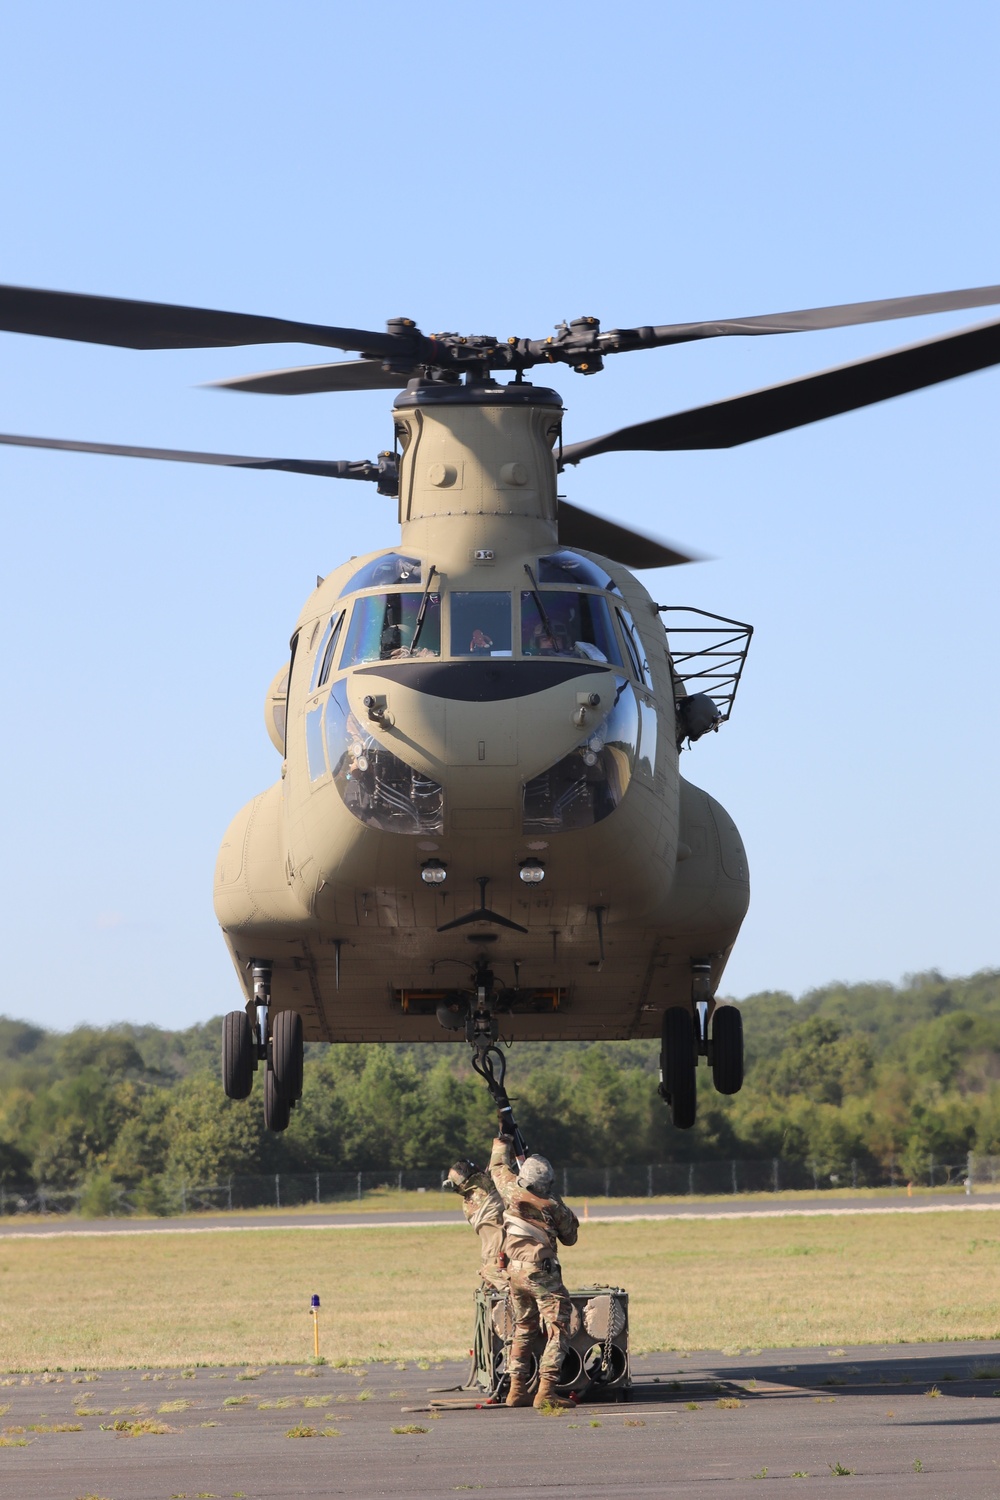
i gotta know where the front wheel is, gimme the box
[271,1009,303,1102]
[264,1065,291,1132]
[711,1004,744,1095]
[222,1011,253,1100]
[660,1006,697,1129]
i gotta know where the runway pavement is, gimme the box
[2,1191,999,1237]
[3,1341,999,1498]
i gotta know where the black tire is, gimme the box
[661,1006,697,1129]
[711,1004,744,1095]
[264,1064,291,1132]
[271,1009,303,1102]
[222,1011,253,1100]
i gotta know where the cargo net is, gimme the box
[659,605,753,725]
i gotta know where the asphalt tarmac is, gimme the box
[3,1192,999,1237]
[3,1341,1000,1498]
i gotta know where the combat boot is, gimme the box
[505,1375,532,1408]
[532,1376,573,1409]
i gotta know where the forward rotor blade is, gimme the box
[562,317,1000,463]
[0,431,375,481]
[0,284,401,356]
[209,359,410,395]
[607,283,1000,352]
[557,500,699,569]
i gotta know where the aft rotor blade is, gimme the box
[0,431,377,481]
[0,284,401,355]
[210,359,410,395]
[562,317,1000,462]
[557,500,698,569]
[605,283,1000,353]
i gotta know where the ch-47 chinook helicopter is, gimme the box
[3,280,1000,1133]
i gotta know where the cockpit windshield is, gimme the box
[520,590,624,666]
[338,553,421,598]
[341,592,441,666]
[536,550,621,593]
[450,592,513,657]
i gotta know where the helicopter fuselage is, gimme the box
[213,381,749,1044]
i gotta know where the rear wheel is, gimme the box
[272,1009,303,1103]
[660,1006,697,1129]
[711,1004,744,1095]
[222,1011,253,1100]
[264,1065,291,1132]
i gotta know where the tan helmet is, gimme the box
[517,1154,554,1195]
[447,1158,478,1193]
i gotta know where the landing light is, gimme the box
[519,859,546,885]
[421,859,448,885]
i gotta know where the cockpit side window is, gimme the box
[341,591,441,666]
[338,553,421,598]
[316,610,346,687]
[310,612,341,691]
[450,592,513,657]
[520,591,623,666]
[284,632,299,757]
[616,606,654,691]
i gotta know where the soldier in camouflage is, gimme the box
[489,1134,579,1409]
[446,1159,508,1291]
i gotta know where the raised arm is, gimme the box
[489,1135,518,1197]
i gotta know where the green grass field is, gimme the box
[2,1209,999,1371]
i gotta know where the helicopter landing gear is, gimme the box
[711,1004,744,1095]
[251,960,272,1063]
[264,1061,291,1132]
[272,1008,304,1104]
[658,962,744,1127]
[221,962,303,1132]
[263,1008,303,1133]
[222,1010,254,1099]
[658,1007,697,1130]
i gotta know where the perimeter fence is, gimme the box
[0,1151,981,1218]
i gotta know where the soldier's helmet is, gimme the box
[447,1159,478,1192]
[517,1155,554,1195]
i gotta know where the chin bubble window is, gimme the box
[338,553,421,597]
[636,697,658,780]
[325,679,444,834]
[450,592,513,657]
[305,704,327,782]
[522,677,638,832]
[520,591,623,666]
[341,591,441,666]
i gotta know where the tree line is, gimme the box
[1,968,999,1207]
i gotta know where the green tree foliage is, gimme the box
[1,968,999,1198]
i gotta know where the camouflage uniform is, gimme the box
[453,1170,508,1290]
[489,1136,579,1382]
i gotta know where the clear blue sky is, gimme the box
[2,1,998,1031]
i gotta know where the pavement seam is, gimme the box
[2,1200,999,1240]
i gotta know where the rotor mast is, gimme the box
[392,381,565,566]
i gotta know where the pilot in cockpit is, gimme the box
[526,617,608,664]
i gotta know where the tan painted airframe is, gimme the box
[213,380,749,1045]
